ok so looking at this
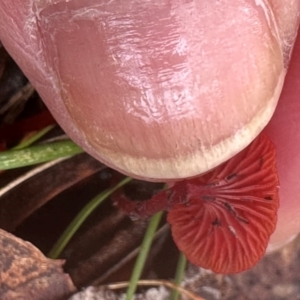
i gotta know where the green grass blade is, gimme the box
[170,252,187,300]
[0,139,83,170]
[125,211,163,300]
[48,177,132,259]
[12,125,55,150]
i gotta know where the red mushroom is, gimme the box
[115,133,279,273]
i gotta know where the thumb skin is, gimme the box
[0,0,300,249]
[0,0,287,180]
[265,28,300,251]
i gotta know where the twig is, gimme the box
[0,157,67,197]
[106,279,205,300]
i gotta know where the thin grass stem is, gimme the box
[12,125,55,150]
[0,139,83,170]
[125,212,163,300]
[170,252,187,300]
[48,177,132,259]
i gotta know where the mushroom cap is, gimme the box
[168,134,279,273]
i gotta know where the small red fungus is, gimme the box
[115,133,279,274]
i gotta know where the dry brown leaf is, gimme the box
[0,228,76,300]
